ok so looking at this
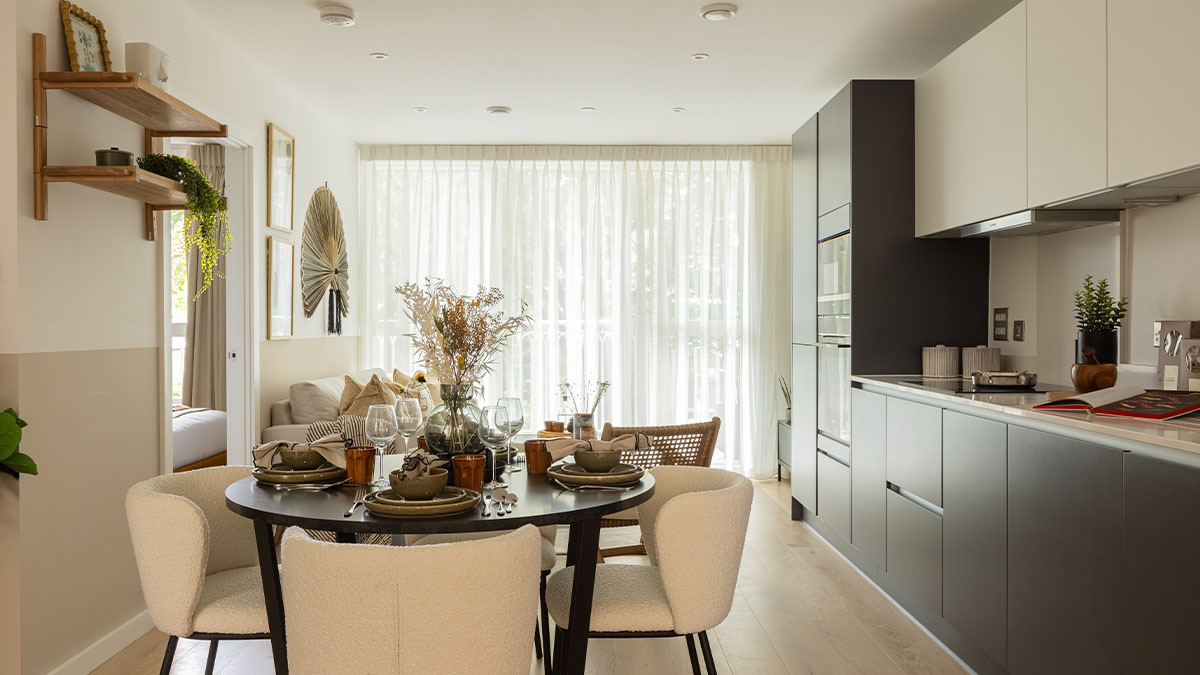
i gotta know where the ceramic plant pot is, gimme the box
[1076,330,1119,365]
[388,467,449,500]
[279,445,325,470]
[574,448,622,473]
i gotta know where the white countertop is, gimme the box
[853,375,1200,458]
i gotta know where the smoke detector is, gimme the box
[487,106,512,116]
[320,5,357,27]
[700,3,738,21]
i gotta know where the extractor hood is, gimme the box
[940,163,1200,238]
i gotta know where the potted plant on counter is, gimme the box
[779,376,792,423]
[0,408,37,481]
[1073,275,1128,365]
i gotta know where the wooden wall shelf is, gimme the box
[31,32,228,240]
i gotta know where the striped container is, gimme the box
[962,346,1002,378]
[922,345,960,379]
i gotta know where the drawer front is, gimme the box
[817,452,851,542]
[886,489,943,615]
[886,398,943,505]
[851,388,887,566]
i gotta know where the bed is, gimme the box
[172,406,228,471]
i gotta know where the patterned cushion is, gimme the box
[306,415,399,453]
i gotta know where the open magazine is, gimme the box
[1034,386,1200,420]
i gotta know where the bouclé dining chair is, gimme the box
[281,524,542,675]
[545,465,752,675]
[597,417,721,560]
[126,465,269,675]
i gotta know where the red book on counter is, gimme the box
[1034,386,1200,420]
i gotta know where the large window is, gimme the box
[359,146,790,476]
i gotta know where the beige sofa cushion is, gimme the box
[288,368,385,425]
[342,374,397,417]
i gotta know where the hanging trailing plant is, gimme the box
[138,153,232,299]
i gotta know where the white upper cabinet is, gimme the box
[1108,0,1200,185]
[916,3,1027,237]
[1027,0,1107,206]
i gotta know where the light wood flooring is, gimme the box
[92,479,966,675]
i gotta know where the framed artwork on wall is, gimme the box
[267,123,295,232]
[267,237,294,340]
[59,1,112,72]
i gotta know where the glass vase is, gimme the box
[424,384,485,456]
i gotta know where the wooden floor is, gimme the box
[92,479,966,675]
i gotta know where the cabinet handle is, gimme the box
[887,482,944,517]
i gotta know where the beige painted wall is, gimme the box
[1124,194,1200,366]
[0,354,20,675]
[259,335,360,430]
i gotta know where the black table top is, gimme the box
[225,470,656,535]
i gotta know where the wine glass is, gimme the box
[395,398,424,452]
[478,405,509,490]
[499,397,524,473]
[365,404,398,487]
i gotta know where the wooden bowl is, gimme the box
[1070,362,1118,393]
[545,420,565,433]
[388,467,449,500]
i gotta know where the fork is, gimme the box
[343,485,369,518]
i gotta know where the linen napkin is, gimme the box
[544,432,653,462]
[252,432,350,469]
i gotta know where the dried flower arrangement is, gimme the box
[396,279,532,386]
[395,448,448,482]
[559,380,611,415]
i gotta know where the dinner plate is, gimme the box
[370,486,473,506]
[253,465,347,485]
[363,489,481,517]
[547,462,645,486]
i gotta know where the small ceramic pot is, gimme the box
[389,467,449,500]
[95,147,134,166]
[524,440,552,475]
[545,420,565,433]
[574,448,621,473]
[280,446,325,470]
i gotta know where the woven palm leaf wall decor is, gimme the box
[300,186,349,334]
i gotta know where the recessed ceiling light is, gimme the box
[672,107,687,113]
[699,3,737,21]
[487,106,512,116]
[580,106,596,112]
[369,52,389,60]
[320,5,357,27]
[691,53,710,61]
[412,106,427,113]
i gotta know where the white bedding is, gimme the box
[172,407,227,469]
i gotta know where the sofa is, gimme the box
[262,368,389,443]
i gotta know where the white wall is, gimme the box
[11,1,359,673]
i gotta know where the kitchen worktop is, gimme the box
[854,375,1200,457]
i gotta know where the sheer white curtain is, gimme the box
[358,146,790,477]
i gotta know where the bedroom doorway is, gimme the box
[162,139,254,472]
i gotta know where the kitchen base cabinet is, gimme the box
[791,344,817,512]
[885,490,942,615]
[1008,427,1122,675]
[1123,453,1200,671]
[850,388,886,565]
[942,411,1007,668]
[885,397,943,505]
[817,452,851,542]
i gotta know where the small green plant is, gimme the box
[138,153,232,299]
[1073,275,1128,332]
[0,408,36,479]
[778,376,792,409]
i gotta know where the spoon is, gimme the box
[482,497,491,517]
[504,493,518,513]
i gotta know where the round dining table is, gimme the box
[226,468,656,675]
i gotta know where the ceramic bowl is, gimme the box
[388,467,449,500]
[573,448,622,473]
[279,446,325,470]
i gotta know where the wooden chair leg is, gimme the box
[159,635,178,675]
[597,543,647,558]
[685,634,702,675]
[203,640,219,675]
[699,630,718,674]
[540,572,553,674]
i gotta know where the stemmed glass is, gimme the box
[395,398,423,454]
[365,404,398,487]
[499,397,524,473]
[478,405,509,490]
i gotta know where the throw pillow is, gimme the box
[339,375,363,415]
[306,415,401,453]
[343,374,397,418]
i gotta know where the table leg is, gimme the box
[562,518,601,675]
[253,520,289,675]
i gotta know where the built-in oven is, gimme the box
[816,227,851,445]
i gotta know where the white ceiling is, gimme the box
[186,0,1018,145]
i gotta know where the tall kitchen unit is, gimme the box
[790,81,991,543]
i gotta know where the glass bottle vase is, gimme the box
[424,384,485,456]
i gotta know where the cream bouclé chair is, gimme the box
[281,524,542,675]
[126,465,269,675]
[545,465,753,675]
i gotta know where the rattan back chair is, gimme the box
[597,417,721,560]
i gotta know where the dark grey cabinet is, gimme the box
[1008,427,1122,675]
[1123,453,1200,672]
[885,397,942,504]
[817,84,852,216]
[943,411,1007,668]
[817,452,851,541]
[850,388,886,565]
[885,489,942,614]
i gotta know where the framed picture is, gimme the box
[267,237,294,340]
[59,1,112,72]
[267,123,295,232]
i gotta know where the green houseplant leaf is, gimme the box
[1073,275,1128,333]
[0,408,37,479]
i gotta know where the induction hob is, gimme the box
[900,378,1068,395]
